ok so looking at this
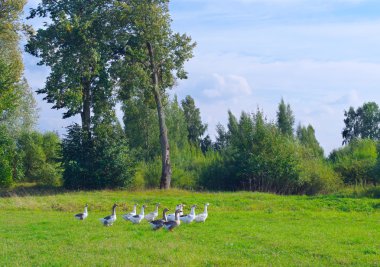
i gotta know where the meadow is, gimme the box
[0,189,379,266]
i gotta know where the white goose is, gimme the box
[128,205,146,224]
[167,204,184,221]
[145,203,160,222]
[122,204,138,221]
[100,204,118,226]
[149,208,169,230]
[164,209,181,231]
[180,205,197,223]
[74,204,88,220]
[194,203,209,223]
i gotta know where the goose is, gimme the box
[194,203,209,223]
[122,204,138,221]
[164,209,181,231]
[167,204,184,221]
[144,203,160,222]
[74,204,88,220]
[149,208,169,230]
[100,204,118,226]
[180,205,197,223]
[128,205,146,224]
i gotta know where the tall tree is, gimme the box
[0,0,26,116]
[26,0,115,139]
[342,102,380,144]
[113,0,196,189]
[276,98,295,136]
[181,95,207,146]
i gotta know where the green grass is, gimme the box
[1,189,379,266]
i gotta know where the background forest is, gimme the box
[1,0,379,195]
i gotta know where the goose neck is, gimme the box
[140,206,145,216]
[204,205,208,214]
[190,207,196,215]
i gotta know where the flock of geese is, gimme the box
[74,203,210,231]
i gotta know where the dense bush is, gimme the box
[0,147,13,188]
[133,143,213,190]
[329,139,378,185]
[17,131,62,186]
[0,126,17,188]
[200,110,341,195]
[62,123,136,189]
[298,150,342,195]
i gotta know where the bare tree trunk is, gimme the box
[147,42,172,189]
[81,78,91,139]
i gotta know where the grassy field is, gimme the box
[0,189,379,266]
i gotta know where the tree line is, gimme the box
[1,0,379,193]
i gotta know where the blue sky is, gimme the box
[23,0,380,154]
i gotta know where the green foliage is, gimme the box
[62,122,136,190]
[297,124,324,158]
[181,95,207,146]
[276,98,295,136]
[342,102,380,144]
[298,151,342,195]
[122,95,160,161]
[1,79,38,132]
[128,95,212,190]
[112,0,196,188]
[0,0,26,116]
[166,96,188,149]
[330,139,378,185]
[26,0,115,121]
[134,159,161,189]
[0,147,13,188]
[18,131,62,186]
[202,109,340,195]
[0,125,16,188]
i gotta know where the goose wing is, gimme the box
[195,213,207,222]
[164,221,178,230]
[122,213,134,220]
[103,215,112,220]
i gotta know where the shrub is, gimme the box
[330,139,377,185]
[0,148,13,188]
[62,123,136,189]
[200,110,341,195]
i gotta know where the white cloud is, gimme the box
[203,73,252,98]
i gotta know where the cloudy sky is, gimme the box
[23,0,380,154]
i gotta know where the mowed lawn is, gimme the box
[0,189,379,266]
